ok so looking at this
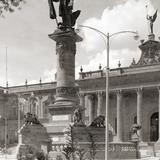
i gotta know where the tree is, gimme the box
[63,124,88,160]
[0,0,25,17]
[63,125,76,160]
[88,132,97,160]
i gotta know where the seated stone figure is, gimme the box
[90,115,105,127]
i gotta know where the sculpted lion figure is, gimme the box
[90,115,105,127]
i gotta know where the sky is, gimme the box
[0,0,159,86]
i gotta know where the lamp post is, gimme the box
[76,24,139,160]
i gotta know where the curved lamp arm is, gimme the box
[77,24,139,40]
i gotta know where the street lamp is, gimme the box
[76,24,139,160]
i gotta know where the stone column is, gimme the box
[97,91,103,116]
[79,93,85,122]
[26,97,30,113]
[38,96,43,119]
[116,90,123,142]
[48,30,82,116]
[158,88,160,142]
[29,93,37,114]
[88,95,94,124]
[137,88,143,141]
[35,100,38,116]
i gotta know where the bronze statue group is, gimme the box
[48,0,80,30]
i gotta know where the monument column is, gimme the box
[48,30,82,115]
[79,93,85,122]
[137,88,143,141]
[116,90,123,142]
[88,95,94,124]
[97,91,103,116]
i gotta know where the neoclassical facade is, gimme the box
[0,33,160,152]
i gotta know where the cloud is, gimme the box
[43,68,56,82]
[13,68,56,86]
[76,48,141,77]
[149,0,160,11]
[81,0,149,51]
[77,0,160,72]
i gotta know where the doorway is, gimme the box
[150,112,159,141]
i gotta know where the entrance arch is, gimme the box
[150,112,159,141]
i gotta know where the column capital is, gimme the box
[17,93,22,98]
[96,91,104,96]
[37,95,43,100]
[78,93,85,98]
[157,87,160,92]
[136,88,143,95]
[115,90,122,95]
[87,94,94,101]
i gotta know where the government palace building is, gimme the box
[0,32,160,156]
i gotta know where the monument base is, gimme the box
[63,125,137,160]
[17,124,51,159]
[49,101,78,115]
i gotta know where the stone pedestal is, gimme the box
[63,126,136,160]
[48,29,82,115]
[17,124,51,159]
[154,142,160,157]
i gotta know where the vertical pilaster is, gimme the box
[38,96,43,118]
[137,88,143,141]
[35,101,38,116]
[116,90,123,142]
[97,91,103,116]
[88,95,94,124]
[79,93,85,122]
[26,97,30,113]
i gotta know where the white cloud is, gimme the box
[149,0,160,11]
[43,68,56,82]
[81,0,149,52]
[77,0,160,73]
[76,48,141,77]
[14,68,57,86]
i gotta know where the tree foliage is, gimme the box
[63,125,76,160]
[0,0,25,16]
[88,132,97,160]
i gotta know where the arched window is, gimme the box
[134,116,137,124]
[150,112,159,142]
